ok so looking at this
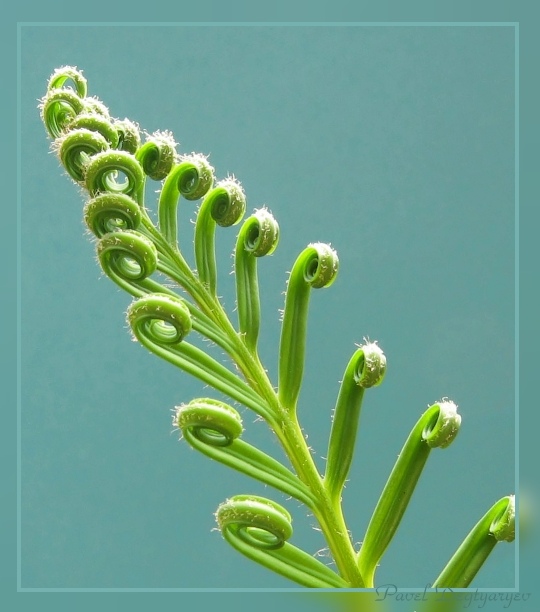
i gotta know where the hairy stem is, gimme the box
[168,255,363,584]
[202,303,364,584]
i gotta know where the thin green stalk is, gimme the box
[177,292,365,585]
[357,401,462,587]
[275,412,365,587]
[432,495,515,588]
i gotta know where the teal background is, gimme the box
[19,24,516,592]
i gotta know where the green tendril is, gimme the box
[47,65,88,98]
[68,113,119,148]
[96,240,170,302]
[432,495,515,588]
[127,295,268,417]
[216,495,348,588]
[128,292,192,345]
[82,96,111,118]
[56,128,110,183]
[177,398,243,446]
[97,230,159,296]
[40,89,85,139]
[235,208,280,354]
[357,400,461,587]
[114,118,142,154]
[158,154,215,248]
[325,342,386,502]
[278,242,339,412]
[194,178,247,296]
[136,130,178,181]
[218,495,293,550]
[84,193,142,238]
[176,399,315,507]
[84,150,145,203]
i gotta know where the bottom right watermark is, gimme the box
[374,584,531,609]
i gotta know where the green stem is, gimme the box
[158,251,364,585]
[275,412,364,587]
[160,256,363,585]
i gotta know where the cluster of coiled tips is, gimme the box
[39,66,353,587]
[40,66,283,360]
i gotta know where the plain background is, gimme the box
[20,24,515,589]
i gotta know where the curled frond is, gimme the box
[97,230,159,296]
[325,342,387,502]
[82,96,111,118]
[353,341,387,389]
[127,295,267,416]
[40,88,85,139]
[239,207,280,257]
[422,399,461,449]
[433,495,515,588]
[68,113,119,148]
[136,130,179,181]
[46,65,87,98]
[84,150,145,202]
[55,128,110,183]
[235,208,280,352]
[278,243,339,411]
[127,293,193,347]
[175,398,314,505]
[158,153,215,247]
[176,398,243,447]
[357,400,461,587]
[215,495,347,587]
[84,192,142,239]
[194,178,247,296]
[114,118,142,154]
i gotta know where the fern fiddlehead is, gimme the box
[278,242,339,413]
[357,400,462,587]
[175,398,315,507]
[40,65,514,588]
[325,342,387,504]
[235,207,280,355]
[194,177,247,297]
[215,495,348,588]
[432,494,515,588]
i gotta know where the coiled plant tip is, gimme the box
[40,65,515,588]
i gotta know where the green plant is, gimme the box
[39,66,515,588]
